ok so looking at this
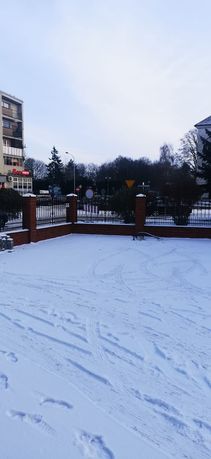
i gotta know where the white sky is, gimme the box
[1,0,211,164]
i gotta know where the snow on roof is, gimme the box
[195,116,211,128]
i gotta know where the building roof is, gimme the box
[0,90,23,104]
[195,116,211,128]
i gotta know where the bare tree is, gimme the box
[25,157,47,179]
[176,129,198,176]
[85,163,99,180]
[159,143,174,165]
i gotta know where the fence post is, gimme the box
[22,194,37,242]
[66,193,77,223]
[135,194,146,233]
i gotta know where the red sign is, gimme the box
[12,169,30,176]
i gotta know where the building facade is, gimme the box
[0,90,32,194]
[195,116,211,189]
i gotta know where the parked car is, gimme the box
[0,211,8,230]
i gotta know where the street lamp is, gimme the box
[105,176,111,197]
[65,152,76,194]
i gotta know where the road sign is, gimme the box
[85,188,94,199]
[125,179,135,189]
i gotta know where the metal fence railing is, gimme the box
[1,195,211,233]
[77,197,124,224]
[36,196,67,226]
[6,210,23,231]
[146,199,211,227]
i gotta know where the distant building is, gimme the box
[194,116,211,188]
[0,90,32,194]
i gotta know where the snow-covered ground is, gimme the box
[0,235,211,459]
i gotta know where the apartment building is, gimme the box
[0,90,32,194]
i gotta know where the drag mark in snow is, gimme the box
[193,419,211,433]
[0,373,9,389]
[175,367,189,378]
[143,395,180,415]
[139,311,161,322]
[16,309,54,327]
[204,376,211,389]
[75,430,115,459]
[80,288,97,295]
[27,327,91,356]
[7,410,55,435]
[99,335,144,362]
[0,312,25,329]
[114,297,128,304]
[40,397,73,410]
[157,411,187,433]
[154,344,170,360]
[66,358,112,386]
[59,325,88,343]
[106,333,119,342]
[103,347,136,367]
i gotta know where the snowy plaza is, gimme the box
[0,234,211,459]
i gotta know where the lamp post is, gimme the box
[65,152,76,194]
[105,176,111,197]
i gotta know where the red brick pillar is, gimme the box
[66,194,77,223]
[22,194,37,242]
[135,194,146,233]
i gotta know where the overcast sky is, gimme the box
[1,0,211,165]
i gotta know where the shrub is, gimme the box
[0,188,22,218]
[110,187,137,223]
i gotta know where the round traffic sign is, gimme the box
[85,189,94,199]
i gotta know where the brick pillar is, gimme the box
[66,193,77,223]
[22,194,37,242]
[135,194,146,233]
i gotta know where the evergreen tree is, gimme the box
[47,147,63,187]
[198,130,211,196]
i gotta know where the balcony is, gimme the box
[3,146,23,157]
[3,127,22,139]
[2,106,22,120]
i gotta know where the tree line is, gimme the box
[24,128,211,199]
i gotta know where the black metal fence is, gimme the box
[36,196,67,226]
[77,197,124,224]
[1,195,211,233]
[146,199,211,227]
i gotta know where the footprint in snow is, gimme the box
[75,430,114,459]
[40,397,73,410]
[7,410,55,436]
[0,350,18,363]
[0,373,9,389]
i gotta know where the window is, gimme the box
[2,119,11,128]
[2,100,10,109]
[4,157,12,165]
[3,157,23,166]
[13,178,18,189]
[18,179,23,189]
